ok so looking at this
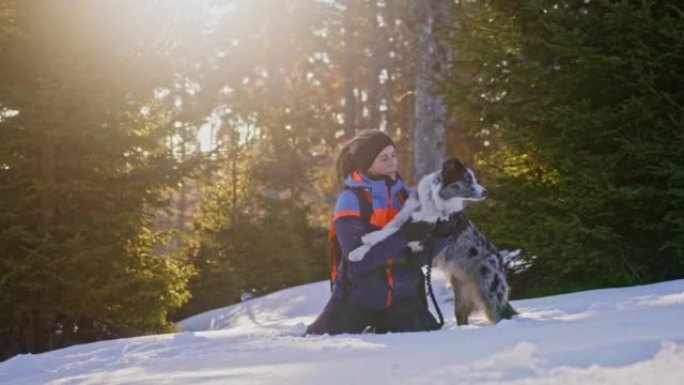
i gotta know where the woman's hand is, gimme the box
[432,212,467,237]
[398,221,435,242]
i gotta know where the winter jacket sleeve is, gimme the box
[333,190,411,275]
[334,216,412,274]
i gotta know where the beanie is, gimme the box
[352,131,395,172]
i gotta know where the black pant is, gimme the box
[305,297,440,336]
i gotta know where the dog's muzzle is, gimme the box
[473,186,487,200]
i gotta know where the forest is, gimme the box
[1,0,682,360]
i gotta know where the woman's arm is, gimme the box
[332,188,441,274]
[334,216,410,275]
[332,189,410,275]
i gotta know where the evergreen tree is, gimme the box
[0,1,204,358]
[173,1,332,319]
[443,0,684,294]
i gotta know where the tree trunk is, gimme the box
[411,0,452,179]
[384,1,397,137]
[368,2,382,131]
[342,0,357,139]
[176,132,188,230]
[40,137,55,225]
[230,127,239,225]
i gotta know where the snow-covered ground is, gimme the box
[2,272,684,385]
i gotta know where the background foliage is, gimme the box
[0,1,203,358]
[443,0,684,295]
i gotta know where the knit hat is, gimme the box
[351,130,395,172]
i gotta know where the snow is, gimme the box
[2,272,684,385]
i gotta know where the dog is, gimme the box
[348,158,516,325]
[433,216,517,325]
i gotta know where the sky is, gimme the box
[1,272,683,385]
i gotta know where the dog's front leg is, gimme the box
[361,226,399,245]
[348,227,398,262]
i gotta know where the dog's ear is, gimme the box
[442,158,466,172]
[441,158,466,182]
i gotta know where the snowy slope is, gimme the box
[2,271,684,385]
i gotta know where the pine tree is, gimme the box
[443,0,684,294]
[173,1,332,319]
[0,1,204,358]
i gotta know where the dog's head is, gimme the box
[438,158,487,202]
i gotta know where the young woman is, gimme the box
[305,129,459,335]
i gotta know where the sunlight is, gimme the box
[198,116,220,153]
[0,107,19,123]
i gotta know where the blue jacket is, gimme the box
[331,171,449,310]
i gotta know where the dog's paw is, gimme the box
[407,242,424,252]
[409,212,422,222]
[360,233,374,244]
[348,245,370,262]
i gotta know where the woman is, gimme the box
[305,129,459,335]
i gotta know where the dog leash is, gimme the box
[425,213,469,329]
[425,253,444,328]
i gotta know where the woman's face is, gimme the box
[366,145,398,180]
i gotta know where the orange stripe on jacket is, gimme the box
[369,207,400,229]
[351,170,364,182]
[332,210,360,222]
[385,257,394,308]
